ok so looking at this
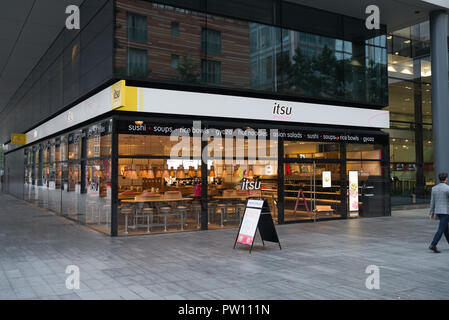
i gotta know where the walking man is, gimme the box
[429,172,449,253]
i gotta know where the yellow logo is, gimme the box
[11,133,27,145]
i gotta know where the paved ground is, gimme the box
[0,193,448,300]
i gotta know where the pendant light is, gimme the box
[197,166,202,178]
[169,167,175,177]
[209,165,215,178]
[130,165,138,180]
[188,166,195,178]
[155,167,162,178]
[247,166,254,179]
[146,167,155,179]
[221,167,227,178]
[233,165,240,178]
[139,166,147,178]
[177,165,185,179]
[162,165,170,178]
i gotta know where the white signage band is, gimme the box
[22,82,390,146]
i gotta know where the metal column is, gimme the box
[430,11,449,180]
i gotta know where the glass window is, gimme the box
[387,79,415,122]
[346,144,382,160]
[87,121,112,158]
[284,142,340,159]
[127,12,147,42]
[127,48,147,77]
[68,131,82,160]
[390,135,415,163]
[284,162,342,221]
[171,21,180,37]
[62,163,81,221]
[171,54,179,69]
[201,59,221,85]
[61,136,68,162]
[201,28,222,55]
[119,134,193,157]
[115,0,388,106]
[85,159,111,234]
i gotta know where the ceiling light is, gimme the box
[401,68,412,75]
[388,65,397,72]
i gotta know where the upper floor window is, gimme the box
[201,28,222,55]
[171,21,180,37]
[127,12,147,42]
[171,54,179,69]
[202,59,221,85]
[127,48,147,77]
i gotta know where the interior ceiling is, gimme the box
[0,0,447,123]
[0,0,83,117]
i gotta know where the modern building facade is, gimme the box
[1,0,448,236]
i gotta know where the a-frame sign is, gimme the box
[233,198,282,253]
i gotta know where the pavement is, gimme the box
[0,193,448,300]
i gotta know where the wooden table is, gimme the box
[213,195,249,200]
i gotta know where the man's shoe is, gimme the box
[429,245,441,253]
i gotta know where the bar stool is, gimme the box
[191,203,202,228]
[176,205,187,230]
[158,206,172,232]
[217,203,227,227]
[141,206,153,233]
[120,206,135,235]
[208,202,218,225]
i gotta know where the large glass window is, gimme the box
[127,12,147,42]
[284,142,340,159]
[114,0,388,106]
[201,59,221,85]
[201,28,222,55]
[23,120,112,235]
[127,48,147,77]
[85,159,111,234]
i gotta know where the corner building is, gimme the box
[2,0,448,236]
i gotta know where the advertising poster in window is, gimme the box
[322,171,331,188]
[349,171,359,216]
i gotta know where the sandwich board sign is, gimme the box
[234,198,281,253]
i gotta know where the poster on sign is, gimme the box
[237,199,263,245]
[237,207,262,245]
[234,199,281,253]
[349,171,359,216]
[322,171,331,188]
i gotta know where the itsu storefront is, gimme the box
[16,80,390,236]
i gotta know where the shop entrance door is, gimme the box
[283,161,344,222]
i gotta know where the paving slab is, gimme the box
[0,193,447,300]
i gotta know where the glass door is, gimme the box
[284,161,343,222]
